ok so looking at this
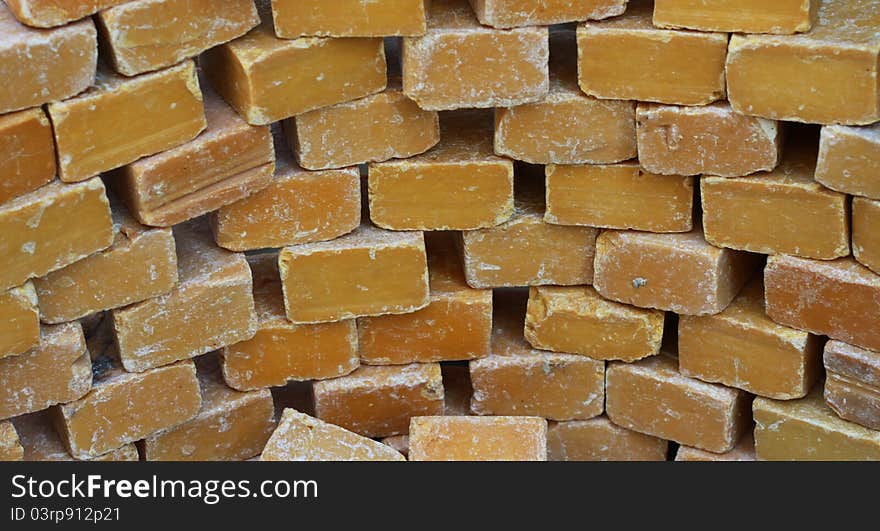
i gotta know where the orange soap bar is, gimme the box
[0,421,23,461]
[98,0,259,76]
[222,254,359,390]
[577,1,727,106]
[13,411,138,462]
[593,229,759,315]
[5,0,130,27]
[544,162,693,233]
[823,340,880,430]
[279,225,429,324]
[636,102,782,177]
[469,0,626,28]
[271,0,427,38]
[313,363,444,438]
[815,124,880,199]
[402,0,548,110]
[679,278,821,399]
[112,219,257,372]
[409,416,547,461]
[853,197,880,274]
[547,416,669,462]
[653,0,816,34]
[525,286,664,362]
[675,433,756,462]
[765,255,880,352]
[357,233,492,365]
[0,109,55,205]
[48,61,206,183]
[607,355,750,452]
[0,282,39,359]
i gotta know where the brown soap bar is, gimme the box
[823,341,880,430]
[409,416,547,461]
[765,255,880,352]
[853,197,880,274]
[0,282,40,359]
[4,0,130,28]
[112,219,257,372]
[271,0,427,38]
[544,162,693,233]
[13,411,138,461]
[547,416,669,461]
[442,364,474,416]
[0,421,23,461]
[403,0,548,110]
[49,61,206,183]
[593,229,760,315]
[815,124,880,199]
[675,433,756,462]
[470,0,626,28]
[262,408,405,461]
[0,109,55,204]
[98,0,259,76]
[653,0,816,34]
[607,355,751,453]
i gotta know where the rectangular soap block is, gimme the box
[98,0,259,76]
[815,124,880,199]
[0,108,55,205]
[4,0,130,27]
[49,61,206,183]
[547,416,669,461]
[0,421,23,461]
[823,340,880,430]
[112,219,257,372]
[675,434,756,461]
[0,282,39,359]
[279,225,429,324]
[470,0,627,28]
[726,0,880,125]
[402,0,548,110]
[853,197,880,274]
[593,229,760,315]
[221,253,359,390]
[653,0,816,34]
[13,411,138,461]
[544,162,693,233]
[679,278,821,399]
[0,178,113,291]
[313,363,444,438]
[607,355,750,453]
[765,255,880,352]
[409,416,547,461]
[271,0,427,37]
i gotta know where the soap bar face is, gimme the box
[222,254,359,390]
[653,0,816,34]
[607,355,750,452]
[525,286,664,362]
[853,197,880,274]
[547,416,669,461]
[0,421,23,461]
[544,163,693,233]
[636,102,781,177]
[403,0,548,110]
[49,61,207,183]
[409,416,548,461]
[0,7,96,113]
[0,282,40,359]
[4,0,130,28]
[675,434,756,461]
[765,256,880,352]
[13,411,138,461]
[279,226,429,323]
[469,0,627,28]
[262,408,405,461]
[271,0,427,37]
[98,0,259,76]
[823,340,880,430]
[679,278,821,399]
[593,229,759,315]
[0,109,56,205]
[0,179,114,291]
[815,124,880,199]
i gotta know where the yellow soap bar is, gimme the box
[853,197,880,274]
[547,416,669,462]
[0,421,23,461]
[823,340,880,431]
[0,282,39,359]
[675,433,756,462]
[271,0,427,38]
[5,0,130,28]
[13,411,138,462]
[470,0,626,28]
[0,109,56,205]
[409,416,547,461]
[815,124,880,199]
[653,0,816,34]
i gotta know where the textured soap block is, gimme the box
[653,0,816,34]
[679,278,821,399]
[726,0,880,125]
[358,233,492,365]
[13,411,138,462]
[313,363,444,438]
[815,124,880,199]
[279,225,429,324]
[369,111,514,230]
[4,0,130,27]
[0,179,113,291]
[824,341,880,430]
[402,0,548,110]
[222,254,359,390]
[544,162,693,232]
[525,286,664,362]
[765,255,880,352]
[112,219,257,372]
[49,61,206,183]
[409,416,547,461]
[577,1,727,105]
[469,0,626,28]
[675,434,756,462]
[0,421,23,461]
[98,0,259,76]
[262,408,405,461]
[594,229,759,315]
[271,0,427,37]
[607,355,750,452]
[0,109,55,205]
[853,197,880,274]
[0,282,39,359]
[547,416,669,462]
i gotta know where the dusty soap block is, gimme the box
[675,434,756,462]
[607,355,750,452]
[402,0,548,110]
[815,124,880,199]
[4,0,130,28]
[262,409,405,461]
[547,416,669,462]
[112,219,257,372]
[0,179,113,291]
[765,255,880,352]
[13,411,138,461]
[679,278,821,399]
[279,225,429,323]
[726,0,880,125]
[544,162,693,232]
[409,416,547,461]
[49,61,206,183]
[653,0,816,34]
[593,229,759,315]
[525,286,664,362]
[98,0,259,76]
[577,1,727,106]
[0,109,55,204]
[636,102,782,177]
[271,0,427,38]
[221,254,359,390]
[853,197,880,274]
[824,341,880,430]
[0,283,39,359]
[470,0,626,28]
[0,421,22,461]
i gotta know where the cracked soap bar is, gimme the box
[548,416,669,461]
[815,124,880,199]
[653,0,815,34]
[13,411,138,461]
[409,416,547,461]
[675,434,756,461]
[823,341,880,430]
[0,109,55,205]
[0,282,39,359]
[469,0,626,28]
[853,197,880,274]
[271,0,427,38]
[4,0,130,28]
[0,421,23,461]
